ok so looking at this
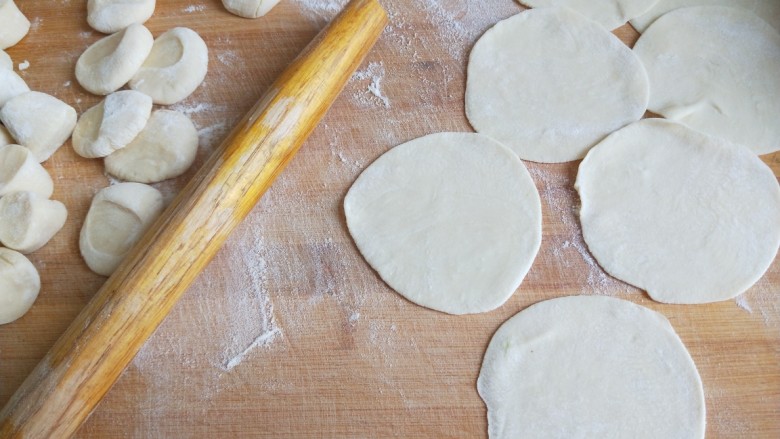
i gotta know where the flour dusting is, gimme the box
[351,61,390,108]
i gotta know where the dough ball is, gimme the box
[75,23,154,95]
[72,90,152,158]
[0,91,77,162]
[0,144,54,198]
[87,0,156,34]
[344,133,542,315]
[0,247,40,325]
[129,27,208,105]
[517,0,658,29]
[466,8,648,163]
[0,124,13,146]
[479,296,705,439]
[576,119,780,304]
[631,0,780,32]
[0,49,11,70]
[0,0,30,49]
[222,0,281,18]
[80,182,164,276]
[634,6,780,155]
[0,68,29,107]
[0,191,68,254]
[104,109,198,183]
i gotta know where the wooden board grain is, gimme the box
[1,1,778,438]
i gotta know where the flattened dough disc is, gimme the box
[517,0,659,30]
[630,0,780,32]
[344,132,542,315]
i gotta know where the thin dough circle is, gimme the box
[479,296,705,439]
[466,8,649,163]
[633,6,780,155]
[0,247,40,325]
[517,0,659,29]
[344,132,542,315]
[87,0,156,34]
[576,119,780,304]
[630,0,780,32]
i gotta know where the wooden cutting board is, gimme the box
[1,1,778,437]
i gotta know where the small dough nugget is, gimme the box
[0,144,54,197]
[0,91,77,162]
[479,296,705,439]
[80,182,164,276]
[634,6,780,154]
[129,27,208,105]
[466,8,648,163]
[0,49,11,70]
[87,0,156,34]
[0,68,29,107]
[105,109,198,183]
[577,119,780,304]
[517,0,659,29]
[76,23,154,95]
[631,0,780,32]
[0,247,40,325]
[222,0,281,18]
[0,191,68,254]
[0,0,30,49]
[344,133,542,315]
[72,90,153,158]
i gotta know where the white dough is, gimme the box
[631,0,780,32]
[466,8,649,163]
[87,0,156,34]
[0,49,11,69]
[0,91,77,162]
[80,182,164,276]
[479,296,705,439]
[0,0,30,49]
[0,124,13,145]
[0,191,67,254]
[633,6,780,155]
[75,23,154,95]
[129,27,208,105]
[0,248,40,325]
[105,109,198,183]
[517,0,659,29]
[0,68,29,107]
[0,144,53,198]
[222,0,281,18]
[576,119,780,304]
[72,90,152,158]
[344,133,542,315]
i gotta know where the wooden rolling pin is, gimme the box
[0,1,387,437]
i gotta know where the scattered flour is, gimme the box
[18,60,29,71]
[183,4,206,13]
[351,61,390,108]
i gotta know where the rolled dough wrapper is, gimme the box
[0,68,29,107]
[75,23,154,95]
[0,0,30,49]
[630,0,780,33]
[0,191,68,254]
[129,27,208,105]
[517,0,659,29]
[0,247,40,325]
[0,144,54,198]
[105,109,198,183]
[80,182,164,276]
[87,0,156,34]
[0,49,11,69]
[0,91,78,162]
[222,0,281,18]
[72,90,153,158]
[0,124,13,145]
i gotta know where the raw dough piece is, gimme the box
[466,8,648,163]
[129,27,208,105]
[75,23,154,95]
[576,119,780,304]
[0,49,11,69]
[631,0,780,32]
[0,0,30,49]
[633,6,780,155]
[87,0,156,34]
[0,144,53,198]
[222,0,281,18]
[72,90,152,158]
[0,68,29,107]
[0,191,68,254]
[0,124,13,145]
[344,133,542,315]
[80,182,164,276]
[0,248,40,325]
[105,109,198,183]
[517,0,659,29]
[479,296,705,439]
[0,91,77,162]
